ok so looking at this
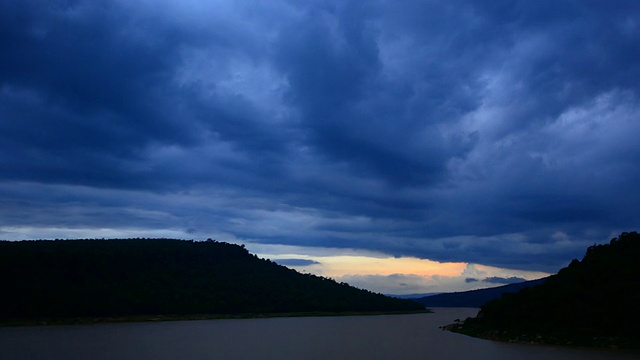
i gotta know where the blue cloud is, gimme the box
[274,259,321,267]
[1,0,639,273]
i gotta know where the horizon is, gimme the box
[1,1,639,294]
[0,236,559,295]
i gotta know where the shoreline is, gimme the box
[0,309,432,327]
[446,321,640,351]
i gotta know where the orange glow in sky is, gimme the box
[309,255,467,278]
[252,244,551,294]
[264,252,468,278]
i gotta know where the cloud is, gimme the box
[274,258,321,267]
[337,265,547,295]
[1,0,639,283]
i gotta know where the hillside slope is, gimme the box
[454,232,640,349]
[0,239,423,323]
[414,278,547,308]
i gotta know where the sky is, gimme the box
[1,1,639,294]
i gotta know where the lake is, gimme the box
[0,308,637,359]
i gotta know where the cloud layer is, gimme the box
[1,1,639,273]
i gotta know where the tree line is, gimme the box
[454,232,640,349]
[0,238,424,322]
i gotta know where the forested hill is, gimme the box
[454,232,640,349]
[0,239,423,323]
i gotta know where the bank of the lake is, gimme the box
[0,309,431,327]
[1,308,637,360]
[451,233,640,350]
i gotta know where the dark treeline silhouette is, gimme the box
[0,238,424,323]
[454,232,640,349]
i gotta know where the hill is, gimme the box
[0,239,424,324]
[413,278,548,308]
[453,232,640,349]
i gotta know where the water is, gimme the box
[0,308,637,359]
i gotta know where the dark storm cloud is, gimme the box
[1,0,639,272]
[0,1,196,188]
[272,2,476,187]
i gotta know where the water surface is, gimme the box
[1,308,637,359]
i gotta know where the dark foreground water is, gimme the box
[1,308,637,360]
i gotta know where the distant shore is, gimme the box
[1,309,432,327]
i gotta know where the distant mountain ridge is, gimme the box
[412,278,548,308]
[0,239,424,323]
[454,232,640,349]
